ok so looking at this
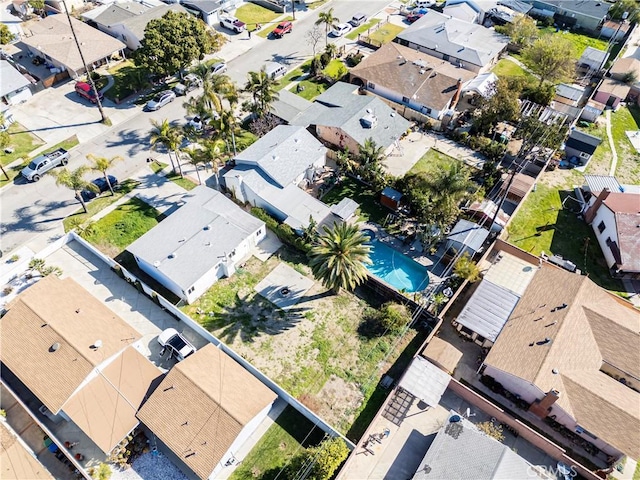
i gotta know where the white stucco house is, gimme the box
[224,125,347,233]
[0,60,32,105]
[127,185,266,304]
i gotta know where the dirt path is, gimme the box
[604,110,619,176]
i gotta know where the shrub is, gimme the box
[319,52,331,68]
[2,286,13,296]
[454,253,481,282]
[346,52,364,67]
[378,302,412,332]
[476,421,505,441]
[8,254,19,263]
[250,207,311,252]
[522,83,555,106]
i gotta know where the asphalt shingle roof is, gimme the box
[0,60,30,97]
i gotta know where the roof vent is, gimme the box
[179,237,186,242]
[153,260,161,267]
[204,224,211,230]
[552,368,559,374]
[294,137,300,143]
[366,108,373,114]
[360,114,378,129]
[75,308,81,314]
[50,342,61,352]
[169,252,177,259]
[93,340,103,349]
[419,69,426,74]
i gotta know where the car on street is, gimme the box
[157,328,196,361]
[211,62,227,75]
[173,74,202,96]
[273,21,293,37]
[75,82,103,104]
[331,23,352,37]
[145,90,176,111]
[80,175,118,202]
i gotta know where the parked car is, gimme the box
[331,23,352,37]
[80,175,118,202]
[211,62,227,75]
[157,328,196,361]
[273,21,293,37]
[173,74,202,96]
[413,0,435,8]
[220,15,245,33]
[75,82,103,104]
[349,13,367,27]
[145,90,176,111]
[407,11,426,23]
[21,148,69,182]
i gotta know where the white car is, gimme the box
[145,90,176,111]
[211,62,227,75]
[331,23,352,37]
[157,328,196,361]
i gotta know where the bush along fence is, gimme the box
[66,231,354,449]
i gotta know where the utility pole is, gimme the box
[291,0,296,20]
[62,0,109,124]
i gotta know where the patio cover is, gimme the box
[398,356,450,406]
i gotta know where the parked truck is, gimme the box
[219,15,245,33]
[21,148,70,182]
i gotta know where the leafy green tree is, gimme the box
[609,0,640,23]
[308,223,371,293]
[522,35,576,87]
[28,0,44,15]
[51,166,98,214]
[429,162,476,226]
[0,24,14,44]
[515,114,568,155]
[315,8,340,47]
[473,78,522,135]
[149,119,184,176]
[378,302,412,333]
[501,15,538,47]
[287,437,350,480]
[86,153,123,194]
[134,11,225,77]
[243,67,279,117]
[454,252,481,282]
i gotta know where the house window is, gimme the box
[256,229,262,236]
[597,221,606,233]
[442,54,450,61]
[579,152,590,159]
[422,106,432,115]
[402,96,410,104]
[368,82,375,90]
[188,286,195,294]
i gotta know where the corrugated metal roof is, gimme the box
[456,280,520,342]
[583,175,623,193]
[447,219,489,253]
[398,356,450,406]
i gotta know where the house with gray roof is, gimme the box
[0,60,32,105]
[522,0,610,32]
[394,10,508,73]
[127,185,266,304]
[224,125,343,233]
[287,82,411,156]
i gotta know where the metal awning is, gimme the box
[398,356,450,406]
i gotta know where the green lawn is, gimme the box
[538,27,608,59]
[295,79,328,100]
[408,148,458,175]
[492,58,536,84]
[0,122,44,166]
[63,179,140,232]
[229,406,325,480]
[101,60,146,102]
[258,15,293,38]
[234,128,258,151]
[505,183,624,294]
[149,160,198,191]
[275,60,312,91]
[368,24,404,44]
[324,59,347,79]
[41,135,79,156]
[81,197,163,257]
[581,122,612,176]
[234,3,279,31]
[346,18,381,40]
[609,105,640,185]
[322,176,388,224]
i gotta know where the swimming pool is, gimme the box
[364,238,430,293]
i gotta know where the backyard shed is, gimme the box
[445,219,489,257]
[499,172,536,204]
[381,187,403,211]
[420,338,462,375]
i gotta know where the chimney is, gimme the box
[529,389,560,418]
[584,188,610,224]
[450,77,463,110]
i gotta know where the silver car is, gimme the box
[145,90,176,111]
[211,62,227,75]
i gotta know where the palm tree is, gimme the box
[308,222,372,294]
[86,153,123,195]
[149,119,184,176]
[427,162,475,226]
[315,8,340,47]
[244,68,279,117]
[51,166,98,214]
[325,42,337,59]
[358,138,385,167]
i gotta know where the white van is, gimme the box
[264,62,287,80]
[414,0,435,8]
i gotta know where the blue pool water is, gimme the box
[365,239,430,293]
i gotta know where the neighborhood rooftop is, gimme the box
[0,60,30,99]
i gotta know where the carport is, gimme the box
[397,356,451,407]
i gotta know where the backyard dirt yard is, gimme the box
[182,247,417,432]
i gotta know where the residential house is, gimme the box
[564,129,602,165]
[0,60,31,105]
[555,83,586,108]
[609,57,640,102]
[580,99,606,122]
[136,343,278,480]
[595,77,629,110]
[180,0,222,26]
[445,219,489,257]
[224,125,342,233]
[443,0,531,25]
[482,263,640,460]
[578,47,608,72]
[583,189,640,279]
[22,15,125,77]
[43,0,84,13]
[288,82,411,155]
[413,413,547,479]
[443,0,482,24]
[349,42,476,120]
[521,0,610,32]
[127,185,265,304]
[600,20,630,41]
[394,10,509,73]
[1,422,54,480]
[0,275,162,455]
[452,249,537,346]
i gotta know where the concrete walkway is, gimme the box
[604,109,619,176]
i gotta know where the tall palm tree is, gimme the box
[86,153,123,195]
[358,138,385,167]
[51,166,98,214]
[315,8,340,47]
[243,68,279,117]
[213,109,239,154]
[308,223,371,294]
[149,119,184,176]
[427,162,475,226]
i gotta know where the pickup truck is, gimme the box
[220,15,245,33]
[21,148,70,182]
